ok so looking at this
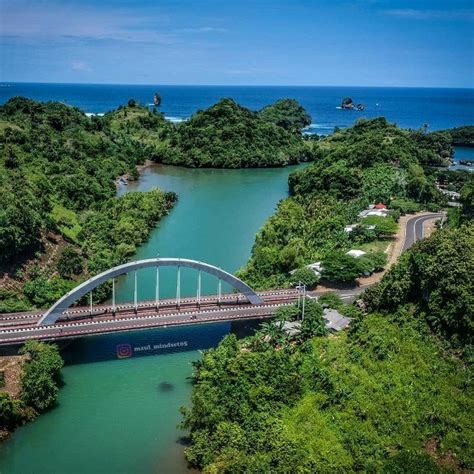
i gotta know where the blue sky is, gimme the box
[0,0,473,87]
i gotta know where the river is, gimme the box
[0,164,304,474]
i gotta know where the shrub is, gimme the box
[19,341,64,412]
[290,267,320,288]
[322,252,361,283]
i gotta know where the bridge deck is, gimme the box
[0,290,299,345]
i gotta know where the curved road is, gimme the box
[402,213,444,252]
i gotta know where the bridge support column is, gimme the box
[176,266,181,309]
[112,278,116,316]
[134,271,138,313]
[89,291,93,318]
[197,270,201,308]
[155,267,160,310]
[217,279,222,306]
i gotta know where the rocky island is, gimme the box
[340,96,365,111]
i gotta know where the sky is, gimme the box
[0,0,473,87]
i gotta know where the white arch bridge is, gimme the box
[0,258,302,345]
[40,258,263,325]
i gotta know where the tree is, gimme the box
[57,246,83,277]
[19,341,64,412]
[322,252,361,283]
[363,216,398,236]
[258,99,312,132]
[300,298,327,339]
[291,267,320,288]
[460,174,474,218]
[0,393,24,430]
[127,98,137,107]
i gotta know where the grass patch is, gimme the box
[50,203,82,242]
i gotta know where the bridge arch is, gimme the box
[38,258,262,326]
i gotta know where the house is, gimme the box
[323,308,351,332]
[289,262,323,279]
[308,262,323,275]
[358,208,391,218]
[358,202,391,219]
[346,249,366,258]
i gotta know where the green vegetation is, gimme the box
[258,98,312,132]
[0,342,64,437]
[240,117,445,289]
[158,98,315,167]
[0,97,176,310]
[0,95,316,309]
[290,267,320,287]
[182,224,473,473]
[19,341,64,412]
[364,223,474,348]
[443,125,474,147]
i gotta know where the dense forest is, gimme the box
[443,125,474,147]
[182,221,473,472]
[156,98,315,167]
[238,117,456,289]
[0,97,176,311]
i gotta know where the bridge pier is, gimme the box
[217,279,222,306]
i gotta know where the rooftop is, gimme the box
[323,308,351,332]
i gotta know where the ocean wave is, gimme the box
[165,116,186,123]
[303,123,334,131]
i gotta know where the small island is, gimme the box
[340,96,365,111]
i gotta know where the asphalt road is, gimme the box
[402,213,444,252]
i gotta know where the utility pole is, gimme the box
[89,291,93,318]
[301,283,306,321]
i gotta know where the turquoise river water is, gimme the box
[0,164,304,474]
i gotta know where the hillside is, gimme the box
[157,98,315,168]
[239,117,449,289]
[182,223,474,473]
[0,97,176,312]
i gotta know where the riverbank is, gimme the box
[0,342,64,442]
[0,162,305,474]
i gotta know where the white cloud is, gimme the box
[385,8,474,21]
[71,61,92,72]
[177,26,227,34]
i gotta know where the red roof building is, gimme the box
[374,203,387,209]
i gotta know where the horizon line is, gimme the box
[1,80,473,91]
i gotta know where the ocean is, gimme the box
[1,83,473,134]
